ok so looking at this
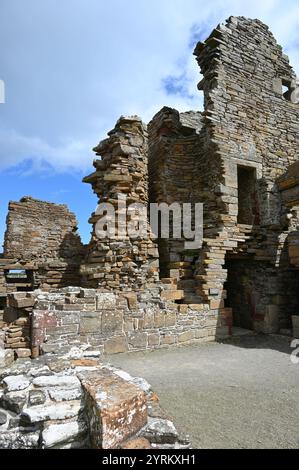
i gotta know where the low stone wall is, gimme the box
[31,288,231,357]
[0,348,190,449]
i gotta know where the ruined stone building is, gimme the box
[1,16,299,363]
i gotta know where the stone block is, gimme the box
[80,288,96,299]
[209,299,224,309]
[209,288,219,296]
[0,430,40,449]
[178,305,188,315]
[141,417,178,444]
[194,328,209,339]
[0,350,14,368]
[15,348,31,359]
[1,391,27,414]
[22,401,83,423]
[128,332,148,349]
[164,312,176,327]
[143,309,155,329]
[78,368,147,449]
[161,290,184,301]
[161,335,175,345]
[293,327,299,339]
[101,310,123,335]
[3,375,31,392]
[188,304,205,311]
[48,387,82,402]
[0,410,8,425]
[104,336,128,354]
[178,330,194,343]
[148,334,160,347]
[120,437,151,449]
[79,312,102,335]
[96,293,116,310]
[122,292,137,310]
[154,311,165,328]
[42,421,87,448]
[123,318,134,332]
[9,296,35,309]
[32,375,80,388]
[28,390,47,406]
[59,313,80,325]
[46,324,79,336]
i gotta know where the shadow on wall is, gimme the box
[33,230,87,290]
[55,231,87,288]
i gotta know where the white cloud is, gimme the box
[0,0,299,175]
[0,128,93,174]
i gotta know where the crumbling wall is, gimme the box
[82,116,159,291]
[3,197,85,290]
[146,17,299,332]
[189,16,299,330]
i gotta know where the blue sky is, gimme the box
[1,0,299,245]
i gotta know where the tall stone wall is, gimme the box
[147,17,299,333]
[82,116,159,291]
[3,197,85,290]
[190,16,299,330]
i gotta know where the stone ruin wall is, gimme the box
[1,17,299,361]
[1,15,299,449]
[81,116,160,292]
[0,197,86,360]
[190,16,299,332]
[3,196,85,290]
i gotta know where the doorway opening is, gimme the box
[224,256,254,330]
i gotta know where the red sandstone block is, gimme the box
[78,369,147,449]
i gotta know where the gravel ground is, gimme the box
[107,335,299,449]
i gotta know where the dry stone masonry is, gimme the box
[0,16,298,352]
[0,350,189,449]
[1,15,299,448]
[82,116,160,291]
[3,197,85,290]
